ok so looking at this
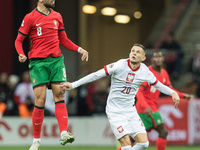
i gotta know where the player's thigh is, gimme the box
[50,55,67,84]
[134,133,148,143]
[29,59,50,88]
[139,111,164,130]
[34,86,47,107]
[107,113,132,140]
[51,84,65,102]
[128,113,147,139]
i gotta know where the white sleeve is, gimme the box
[72,68,107,89]
[153,81,175,96]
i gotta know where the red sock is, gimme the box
[32,107,44,138]
[117,146,121,150]
[55,102,68,133]
[156,137,167,150]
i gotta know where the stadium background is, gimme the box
[0,0,200,149]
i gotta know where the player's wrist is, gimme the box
[78,47,82,53]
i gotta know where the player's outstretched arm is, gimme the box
[172,92,180,108]
[183,93,194,101]
[153,81,181,108]
[61,82,72,91]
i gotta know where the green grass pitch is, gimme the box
[0,146,200,150]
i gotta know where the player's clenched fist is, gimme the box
[172,92,180,108]
[18,54,27,63]
[61,82,72,90]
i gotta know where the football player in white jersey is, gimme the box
[61,43,180,150]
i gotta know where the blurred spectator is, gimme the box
[73,64,95,116]
[14,71,34,118]
[189,44,200,75]
[188,44,200,98]
[5,74,20,116]
[160,32,184,79]
[92,77,109,115]
[0,72,10,119]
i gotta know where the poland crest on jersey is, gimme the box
[126,73,135,82]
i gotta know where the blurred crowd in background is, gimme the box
[1,0,200,119]
[1,31,200,119]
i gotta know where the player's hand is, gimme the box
[60,82,72,90]
[18,54,27,63]
[183,93,194,101]
[79,48,89,62]
[172,92,180,108]
[145,107,152,117]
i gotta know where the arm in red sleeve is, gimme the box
[136,84,150,113]
[169,85,184,99]
[15,33,26,56]
[58,31,80,52]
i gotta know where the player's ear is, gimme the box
[142,55,146,61]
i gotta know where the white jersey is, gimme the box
[104,59,157,114]
[72,58,175,114]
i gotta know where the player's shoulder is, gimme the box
[114,58,129,67]
[51,9,62,17]
[23,9,36,20]
[161,68,169,75]
[140,63,149,70]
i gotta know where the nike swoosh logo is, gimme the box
[63,116,68,118]
[36,22,42,26]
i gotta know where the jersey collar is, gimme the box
[127,59,141,71]
[36,7,51,16]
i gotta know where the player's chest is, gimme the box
[31,17,60,32]
[154,72,166,84]
[115,71,144,86]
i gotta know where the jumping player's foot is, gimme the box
[29,141,40,150]
[60,131,75,146]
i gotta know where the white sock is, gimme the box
[132,142,149,150]
[60,130,68,136]
[33,138,41,143]
[121,145,132,150]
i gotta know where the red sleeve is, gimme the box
[57,12,65,31]
[58,31,79,52]
[136,83,150,113]
[18,14,31,36]
[169,85,184,99]
[15,33,26,56]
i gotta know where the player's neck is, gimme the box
[152,64,161,73]
[37,3,50,15]
[130,61,140,70]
